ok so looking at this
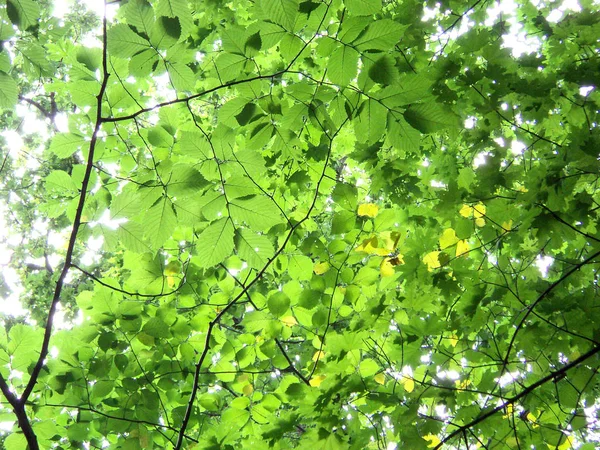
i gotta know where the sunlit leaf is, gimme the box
[423,251,441,271]
[357,203,379,217]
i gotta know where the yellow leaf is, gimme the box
[164,260,181,276]
[475,217,485,227]
[314,261,330,275]
[456,239,470,257]
[281,316,298,327]
[242,384,254,396]
[454,379,471,390]
[423,251,441,271]
[166,276,176,288]
[439,228,459,249]
[358,203,379,217]
[309,375,326,387]
[355,236,384,255]
[503,403,514,418]
[380,258,395,277]
[423,434,441,448]
[473,202,486,218]
[400,375,414,393]
[448,333,458,347]
[515,183,528,193]
[374,373,385,385]
[501,219,513,231]
[548,435,573,450]
[459,204,473,217]
[312,350,325,362]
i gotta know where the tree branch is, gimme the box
[435,344,600,448]
[2,10,111,450]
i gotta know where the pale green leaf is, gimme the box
[107,24,151,58]
[195,218,235,268]
[354,99,387,144]
[214,53,247,82]
[45,171,78,194]
[6,0,39,30]
[143,198,177,249]
[403,102,461,133]
[287,254,313,281]
[124,0,155,35]
[167,62,195,91]
[110,190,142,219]
[0,73,17,110]
[327,45,359,87]
[230,195,283,231]
[259,0,299,31]
[346,0,381,16]
[235,229,274,269]
[387,113,421,154]
[48,133,86,158]
[353,19,407,51]
[179,130,212,159]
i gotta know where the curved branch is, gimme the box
[435,344,600,449]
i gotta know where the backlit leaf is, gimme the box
[357,203,379,217]
[195,218,235,268]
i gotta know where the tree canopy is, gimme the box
[0,0,599,448]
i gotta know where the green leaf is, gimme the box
[143,197,177,249]
[368,55,397,85]
[6,0,39,30]
[287,254,313,281]
[107,24,151,58]
[155,0,190,18]
[45,170,78,194]
[4,432,27,450]
[179,131,212,159]
[124,0,155,34]
[235,229,274,269]
[346,0,381,15]
[354,98,387,144]
[387,113,421,154]
[166,165,207,196]
[166,62,195,91]
[268,291,290,317]
[0,51,10,73]
[358,358,380,377]
[353,19,407,51]
[8,324,42,372]
[195,218,235,268]
[327,46,359,87]
[142,317,171,338]
[48,133,86,158]
[403,103,460,133]
[0,73,18,110]
[259,0,299,30]
[331,183,358,211]
[376,75,433,106]
[214,53,247,82]
[230,195,283,231]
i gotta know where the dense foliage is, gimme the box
[0,0,599,448]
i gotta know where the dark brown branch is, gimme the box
[18,95,53,120]
[435,344,600,448]
[471,85,562,147]
[0,11,111,450]
[502,249,600,368]
[538,204,600,243]
[72,264,181,298]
